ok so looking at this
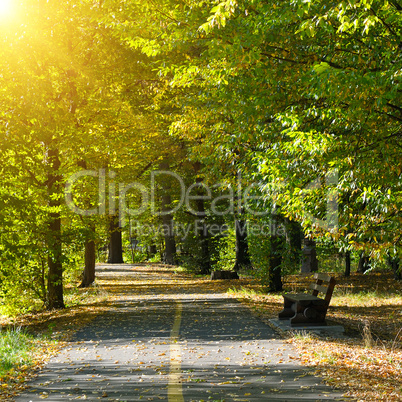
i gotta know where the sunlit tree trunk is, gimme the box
[46,148,65,309]
[159,161,177,265]
[108,215,124,263]
[79,224,96,287]
[233,214,251,272]
[268,212,283,292]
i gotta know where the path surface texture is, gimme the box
[15,265,347,401]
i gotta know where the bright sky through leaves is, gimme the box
[0,0,12,16]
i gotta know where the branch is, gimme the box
[148,0,189,26]
[389,0,402,10]
[370,7,398,38]
[260,52,307,64]
[357,129,402,152]
[320,59,344,70]
[386,102,402,114]
[376,110,402,123]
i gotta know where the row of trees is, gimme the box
[0,0,171,310]
[1,0,401,313]
[111,0,402,279]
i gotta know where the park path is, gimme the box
[15,264,347,401]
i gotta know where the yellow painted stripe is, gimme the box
[168,301,184,402]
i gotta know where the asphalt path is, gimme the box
[15,265,347,402]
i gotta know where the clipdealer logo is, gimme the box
[65,170,265,220]
[64,168,339,234]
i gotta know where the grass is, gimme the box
[63,282,108,308]
[289,330,316,341]
[0,327,35,377]
[0,327,61,400]
[0,275,107,318]
[0,278,110,400]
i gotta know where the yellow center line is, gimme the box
[168,301,184,402]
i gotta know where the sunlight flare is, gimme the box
[0,0,12,16]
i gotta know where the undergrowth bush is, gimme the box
[0,246,83,316]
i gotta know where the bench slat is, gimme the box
[309,283,329,294]
[313,272,332,282]
[284,293,322,302]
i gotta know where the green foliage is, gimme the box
[134,0,402,268]
[0,0,170,312]
[247,228,272,289]
[213,227,236,271]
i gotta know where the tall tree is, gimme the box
[0,0,164,308]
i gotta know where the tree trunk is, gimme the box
[268,213,283,292]
[47,217,64,309]
[161,192,177,265]
[148,244,157,259]
[107,215,124,263]
[161,206,176,265]
[301,238,318,274]
[195,178,211,275]
[388,257,401,281]
[46,148,65,309]
[159,161,177,265]
[79,234,96,288]
[357,253,370,273]
[233,216,251,272]
[344,251,351,277]
[285,218,303,268]
[198,222,211,274]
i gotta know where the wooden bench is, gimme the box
[278,273,336,326]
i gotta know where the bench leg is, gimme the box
[278,297,294,319]
[290,303,327,326]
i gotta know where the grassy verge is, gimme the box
[293,334,402,401]
[0,282,109,400]
[0,328,35,378]
[0,327,59,400]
